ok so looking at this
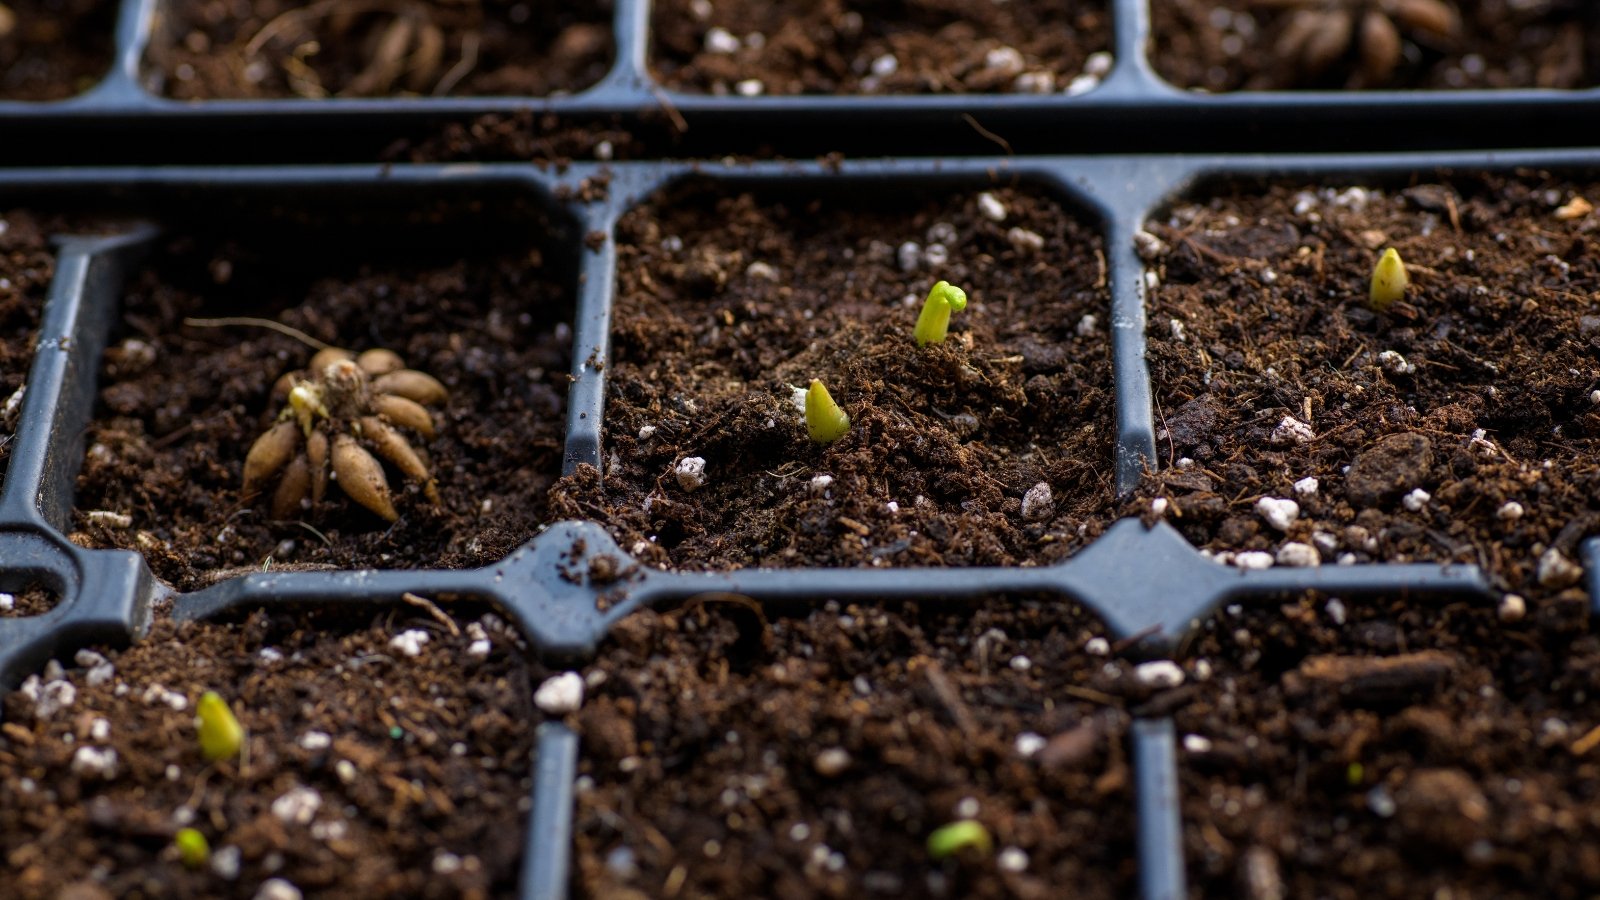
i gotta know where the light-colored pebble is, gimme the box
[1135,660,1185,689]
[1538,548,1582,589]
[1021,482,1054,521]
[1377,350,1416,375]
[388,629,430,658]
[1014,732,1047,757]
[1293,476,1319,496]
[898,241,921,272]
[1276,542,1320,568]
[272,785,322,825]
[998,846,1029,873]
[1234,551,1275,570]
[675,457,708,491]
[71,745,118,778]
[1272,416,1315,445]
[535,672,586,715]
[1498,594,1526,623]
[1496,501,1525,521]
[212,845,242,880]
[814,747,851,776]
[1402,488,1431,512]
[1256,496,1299,532]
[704,27,741,54]
[977,192,1007,222]
[253,878,303,900]
[1007,227,1045,253]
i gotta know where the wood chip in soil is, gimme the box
[1174,591,1600,897]
[550,183,1117,570]
[0,607,541,899]
[575,598,1145,899]
[71,220,573,591]
[1131,173,1600,598]
[0,0,115,100]
[146,0,615,99]
[1150,0,1598,92]
[650,0,1111,95]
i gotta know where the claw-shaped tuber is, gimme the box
[244,346,447,522]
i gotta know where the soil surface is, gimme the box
[147,0,614,99]
[0,0,115,100]
[574,597,1141,899]
[650,0,1111,95]
[0,606,539,899]
[550,184,1117,570]
[1173,589,1600,897]
[73,226,573,591]
[1133,173,1600,599]
[1151,0,1600,92]
[380,111,642,164]
[0,211,60,485]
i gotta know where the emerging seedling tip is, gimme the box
[1369,247,1409,311]
[927,819,993,860]
[914,280,968,346]
[806,379,851,444]
[196,690,245,762]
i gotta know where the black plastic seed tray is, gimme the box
[0,148,1594,898]
[5,0,1600,163]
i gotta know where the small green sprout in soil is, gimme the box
[243,345,447,522]
[804,378,851,443]
[913,279,968,346]
[927,819,994,860]
[195,690,244,761]
[174,827,209,869]
[1368,246,1409,311]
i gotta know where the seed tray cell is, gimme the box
[71,190,579,587]
[6,0,1600,162]
[0,150,1592,899]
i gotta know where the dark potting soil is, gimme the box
[549,184,1118,570]
[71,226,573,591]
[1132,173,1600,600]
[0,211,62,485]
[0,607,540,899]
[0,583,59,617]
[649,0,1111,95]
[1172,590,1600,898]
[573,597,1140,899]
[0,0,115,100]
[379,111,643,164]
[1150,0,1599,92]
[146,0,614,100]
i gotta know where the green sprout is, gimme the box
[196,691,244,762]
[1368,247,1409,311]
[927,819,993,860]
[175,828,210,869]
[913,280,968,346]
[806,379,851,444]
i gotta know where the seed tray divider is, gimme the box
[5,0,1600,160]
[0,148,1595,897]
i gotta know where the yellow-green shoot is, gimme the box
[175,828,210,869]
[806,379,850,444]
[913,280,968,346]
[196,691,245,762]
[1369,247,1409,311]
[927,819,993,860]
